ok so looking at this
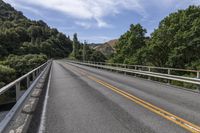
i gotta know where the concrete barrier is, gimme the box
[7,66,50,133]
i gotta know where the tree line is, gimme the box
[70,33,106,62]
[110,5,200,70]
[0,0,72,87]
[0,0,199,88]
[0,0,106,88]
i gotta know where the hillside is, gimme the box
[94,39,118,57]
[0,0,72,87]
[88,43,102,49]
[0,0,72,58]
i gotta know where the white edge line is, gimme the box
[38,62,53,133]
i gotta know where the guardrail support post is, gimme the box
[197,72,200,92]
[167,69,171,84]
[27,75,30,88]
[197,72,200,79]
[168,69,171,75]
[36,69,38,77]
[33,71,35,80]
[148,67,151,80]
[124,64,127,75]
[16,82,21,101]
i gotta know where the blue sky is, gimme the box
[4,0,200,43]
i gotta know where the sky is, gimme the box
[3,0,200,43]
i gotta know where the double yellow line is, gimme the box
[65,63,200,133]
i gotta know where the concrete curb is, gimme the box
[7,66,50,133]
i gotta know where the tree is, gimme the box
[110,24,147,64]
[0,64,15,88]
[82,40,87,61]
[0,0,73,87]
[110,6,200,70]
[89,50,106,62]
[147,6,200,68]
[72,33,79,58]
[28,26,42,43]
[0,0,73,58]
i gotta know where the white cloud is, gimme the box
[79,35,117,43]
[4,0,199,29]
[4,0,41,15]
[75,21,92,29]
[4,0,147,28]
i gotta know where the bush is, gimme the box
[0,64,16,88]
[1,54,47,77]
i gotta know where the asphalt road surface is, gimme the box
[43,60,200,133]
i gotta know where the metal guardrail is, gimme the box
[0,60,52,132]
[84,61,200,77]
[67,60,200,89]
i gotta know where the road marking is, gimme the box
[88,76,200,133]
[65,63,200,133]
[38,63,52,133]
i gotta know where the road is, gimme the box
[43,60,200,133]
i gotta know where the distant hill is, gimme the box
[93,39,118,57]
[88,43,102,49]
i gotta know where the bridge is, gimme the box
[0,60,200,133]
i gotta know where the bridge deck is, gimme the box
[39,60,200,133]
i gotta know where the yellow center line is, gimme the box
[65,63,200,133]
[88,76,200,133]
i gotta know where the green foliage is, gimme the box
[89,50,106,62]
[72,33,80,58]
[1,54,47,76]
[0,64,15,88]
[110,24,147,64]
[110,6,200,70]
[70,34,106,62]
[147,6,200,68]
[0,1,73,58]
[0,1,73,89]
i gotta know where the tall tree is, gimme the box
[72,33,80,58]
[110,24,147,64]
[147,5,200,68]
[82,40,87,61]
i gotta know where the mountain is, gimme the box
[94,39,118,57]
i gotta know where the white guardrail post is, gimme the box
[197,71,200,92]
[0,60,51,132]
[15,82,21,101]
[67,60,200,92]
[148,67,151,80]
[27,75,30,88]
[167,69,171,84]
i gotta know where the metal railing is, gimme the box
[67,60,200,90]
[84,61,200,78]
[0,60,52,132]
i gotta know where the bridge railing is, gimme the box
[0,60,52,132]
[67,60,200,91]
[85,61,200,78]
